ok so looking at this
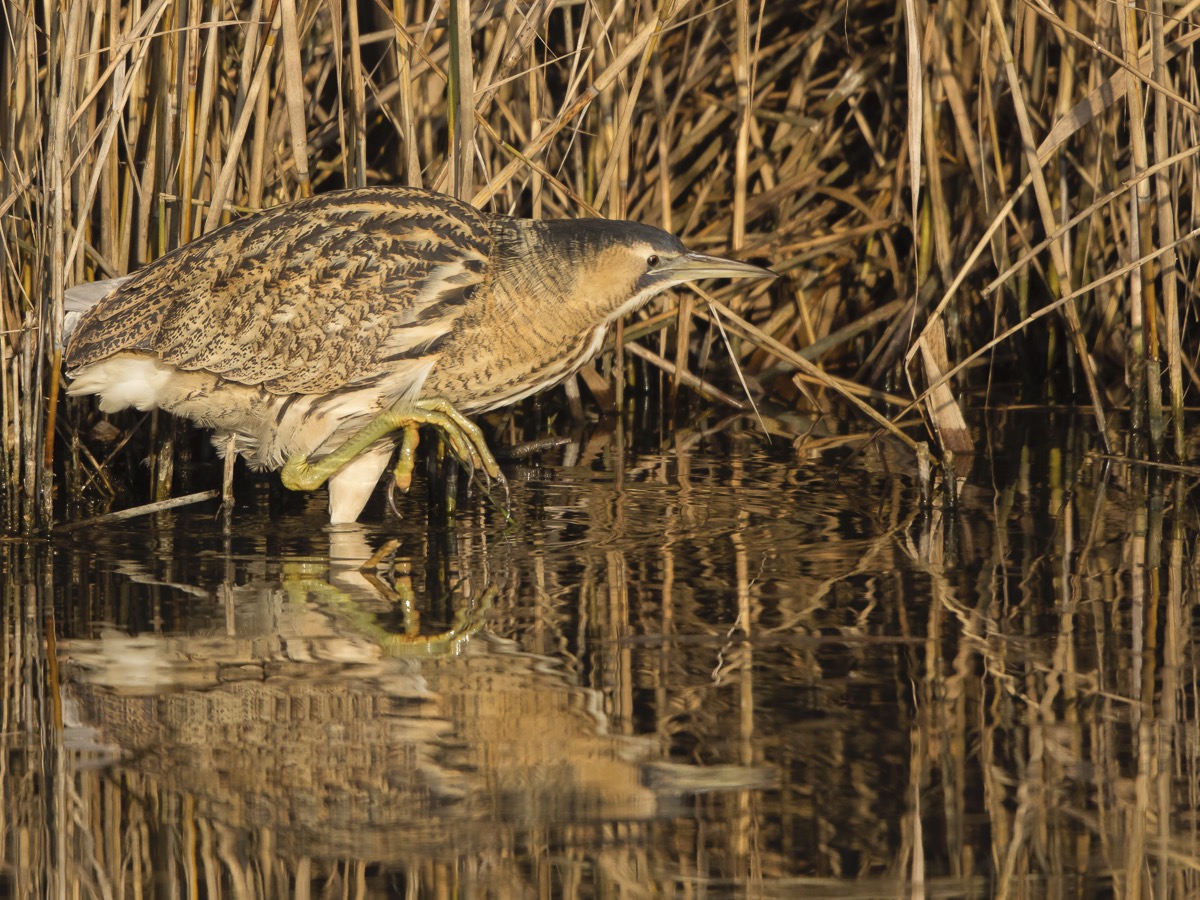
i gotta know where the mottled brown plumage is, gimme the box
[66,186,773,522]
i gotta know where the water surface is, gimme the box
[3,413,1199,897]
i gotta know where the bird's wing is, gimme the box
[64,187,493,395]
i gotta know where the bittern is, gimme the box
[65,186,774,523]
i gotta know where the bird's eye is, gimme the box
[647,254,660,268]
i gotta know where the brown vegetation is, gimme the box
[2,0,1197,530]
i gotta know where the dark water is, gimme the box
[4,413,1200,897]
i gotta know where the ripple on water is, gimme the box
[4,415,1198,895]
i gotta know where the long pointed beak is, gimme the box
[665,252,777,282]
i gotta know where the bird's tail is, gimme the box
[62,276,131,346]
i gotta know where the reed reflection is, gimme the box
[5,418,1200,897]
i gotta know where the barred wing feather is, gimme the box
[64,187,493,396]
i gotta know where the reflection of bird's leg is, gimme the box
[280,398,501,492]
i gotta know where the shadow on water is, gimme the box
[4,411,1200,897]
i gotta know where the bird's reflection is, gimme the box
[291,525,495,658]
[59,519,670,866]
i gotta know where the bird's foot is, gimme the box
[387,408,511,513]
[280,398,502,497]
[411,397,501,484]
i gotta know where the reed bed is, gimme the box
[2,0,1199,530]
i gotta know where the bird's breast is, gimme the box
[421,307,606,414]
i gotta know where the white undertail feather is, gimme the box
[68,351,438,490]
[66,356,178,413]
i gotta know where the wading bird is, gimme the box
[65,187,774,523]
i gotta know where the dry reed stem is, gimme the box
[901,221,1200,431]
[1147,0,1184,457]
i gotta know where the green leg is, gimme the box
[281,398,502,492]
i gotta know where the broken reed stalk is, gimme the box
[1,0,1199,529]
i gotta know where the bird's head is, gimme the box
[520,218,776,324]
